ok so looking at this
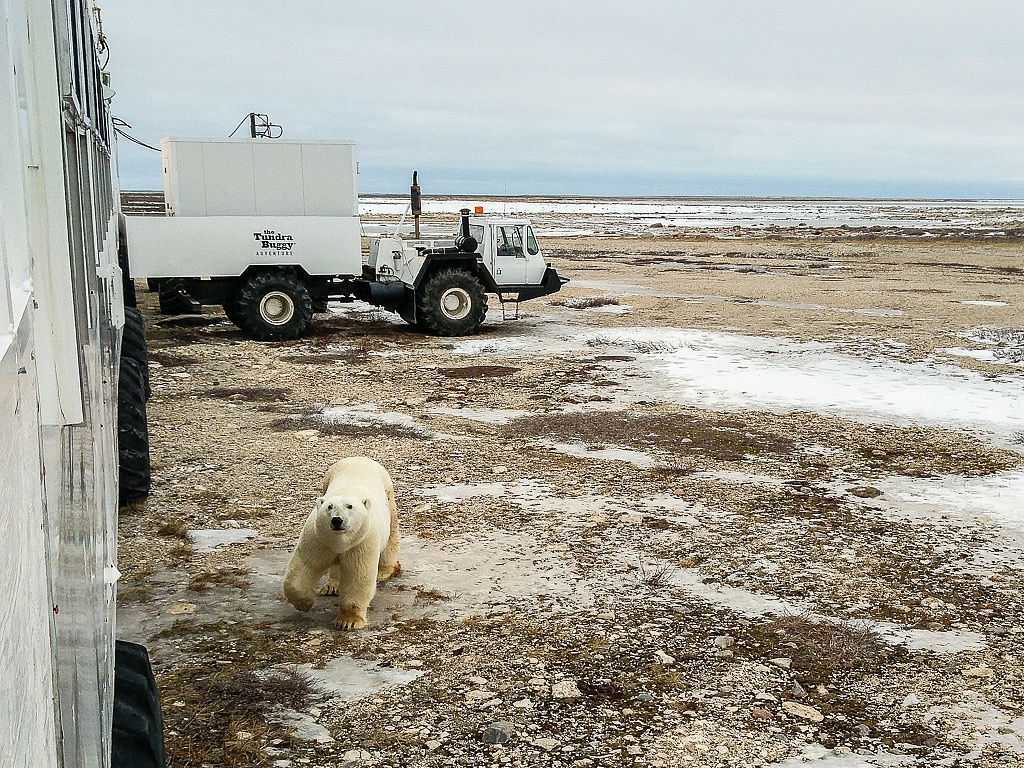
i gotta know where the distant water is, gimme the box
[359,195,1024,237]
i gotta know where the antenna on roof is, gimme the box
[228,112,283,139]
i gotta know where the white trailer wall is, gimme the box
[1,0,123,766]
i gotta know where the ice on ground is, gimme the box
[875,469,1024,550]
[320,404,453,440]
[776,744,913,766]
[662,565,985,654]
[294,657,422,701]
[188,528,259,552]
[539,439,660,468]
[454,326,1024,440]
[427,406,531,424]
[961,300,1009,306]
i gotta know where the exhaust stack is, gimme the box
[455,208,478,253]
[410,171,422,238]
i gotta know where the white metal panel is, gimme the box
[255,142,305,216]
[301,142,357,216]
[0,313,59,768]
[161,137,357,217]
[202,140,256,216]
[125,215,364,277]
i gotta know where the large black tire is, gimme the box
[117,214,138,309]
[158,278,199,315]
[122,307,151,400]
[416,268,488,336]
[233,270,314,341]
[111,641,166,768]
[222,297,243,327]
[118,357,151,505]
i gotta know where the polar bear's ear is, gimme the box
[315,496,325,511]
[361,497,372,510]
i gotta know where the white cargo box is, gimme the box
[162,137,358,217]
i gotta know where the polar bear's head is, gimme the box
[315,494,371,536]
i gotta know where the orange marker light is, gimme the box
[474,206,484,214]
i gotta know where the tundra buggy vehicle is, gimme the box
[125,138,566,340]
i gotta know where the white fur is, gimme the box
[282,457,401,629]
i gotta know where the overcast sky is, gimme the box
[99,1,1024,198]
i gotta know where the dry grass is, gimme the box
[504,410,793,462]
[636,560,675,589]
[270,410,432,440]
[157,519,190,538]
[437,365,520,378]
[161,665,327,768]
[766,612,883,676]
[553,296,621,309]
[187,567,252,592]
[200,387,293,403]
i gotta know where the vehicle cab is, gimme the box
[467,216,548,288]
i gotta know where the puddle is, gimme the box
[189,528,259,552]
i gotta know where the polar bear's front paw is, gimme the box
[333,606,367,631]
[317,580,340,596]
[287,592,315,612]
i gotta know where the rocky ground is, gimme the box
[116,232,1024,768]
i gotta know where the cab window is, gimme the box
[526,227,539,256]
[496,226,525,257]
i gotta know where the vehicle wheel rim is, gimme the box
[260,291,295,325]
[440,287,472,320]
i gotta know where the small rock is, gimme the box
[512,699,533,709]
[341,748,372,765]
[713,635,735,649]
[468,676,488,685]
[534,737,560,751]
[790,681,807,699]
[235,731,253,742]
[654,650,676,665]
[481,721,514,744]
[466,689,495,700]
[551,680,582,699]
[769,657,792,670]
[782,701,824,723]
[755,692,778,703]
[962,666,996,679]
[751,708,774,720]
[491,465,508,474]
[635,693,655,702]
[848,485,883,498]
[425,740,442,750]
[871,449,888,457]
[626,745,643,755]
[168,602,197,615]
[901,693,921,708]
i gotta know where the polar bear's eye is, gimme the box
[326,503,334,511]
[345,503,353,510]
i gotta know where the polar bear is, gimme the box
[282,456,401,629]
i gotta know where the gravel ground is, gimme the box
[117,232,1024,768]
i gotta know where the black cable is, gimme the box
[112,120,160,151]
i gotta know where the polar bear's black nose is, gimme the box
[330,516,346,531]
